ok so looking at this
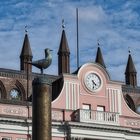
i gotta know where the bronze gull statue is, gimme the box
[31,48,52,74]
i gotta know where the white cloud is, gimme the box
[0,0,140,85]
[79,6,107,22]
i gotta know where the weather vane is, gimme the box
[62,19,65,29]
[97,39,100,47]
[25,25,28,33]
[128,47,131,54]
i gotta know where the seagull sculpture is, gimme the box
[31,48,52,74]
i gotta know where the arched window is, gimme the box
[125,94,135,112]
[0,80,6,99]
[0,88,2,99]
[9,88,22,101]
[15,80,26,100]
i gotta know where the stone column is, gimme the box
[32,77,52,140]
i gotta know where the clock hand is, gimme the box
[92,80,96,86]
[92,80,97,89]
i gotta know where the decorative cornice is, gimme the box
[67,121,140,135]
[0,68,58,82]
[0,117,32,126]
[0,99,32,106]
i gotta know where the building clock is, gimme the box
[84,72,101,92]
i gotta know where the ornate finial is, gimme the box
[128,47,131,54]
[25,25,28,33]
[62,19,65,29]
[97,39,100,47]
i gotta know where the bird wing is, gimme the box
[32,57,52,69]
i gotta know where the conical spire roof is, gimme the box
[58,30,70,54]
[95,47,106,68]
[125,53,136,73]
[20,33,32,57]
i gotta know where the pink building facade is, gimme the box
[0,62,140,140]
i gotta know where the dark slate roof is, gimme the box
[95,47,106,68]
[125,54,136,73]
[72,66,81,74]
[58,30,70,54]
[20,34,32,57]
[122,85,140,94]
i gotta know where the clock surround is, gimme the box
[84,72,102,93]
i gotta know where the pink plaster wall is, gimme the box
[0,133,28,140]
[52,83,66,109]
[77,63,110,111]
[52,63,110,111]
[0,103,32,118]
[52,62,140,129]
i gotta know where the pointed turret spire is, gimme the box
[125,51,137,87]
[58,20,70,75]
[20,29,33,73]
[95,41,106,68]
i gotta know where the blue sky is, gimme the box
[0,0,140,84]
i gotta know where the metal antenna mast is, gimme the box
[76,8,79,68]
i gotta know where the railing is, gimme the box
[73,109,119,125]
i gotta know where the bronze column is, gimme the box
[32,77,52,140]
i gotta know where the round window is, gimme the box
[136,105,140,114]
[9,89,21,100]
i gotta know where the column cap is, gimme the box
[33,77,52,86]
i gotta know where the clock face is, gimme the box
[84,73,101,92]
